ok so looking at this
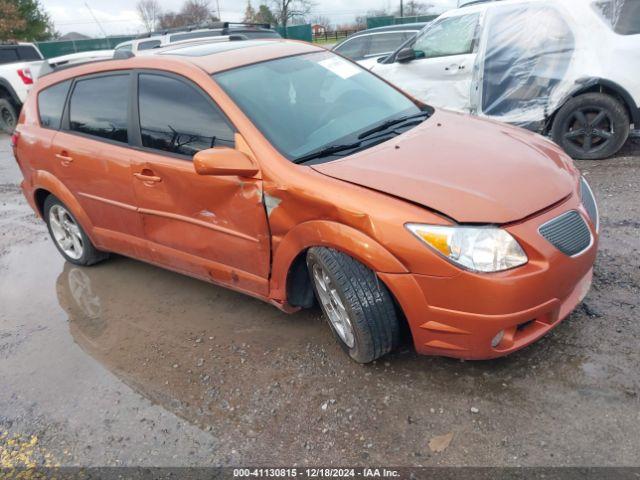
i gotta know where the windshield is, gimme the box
[213,51,422,161]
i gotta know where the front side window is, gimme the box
[38,80,71,129]
[214,51,422,161]
[334,36,369,61]
[412,13,479,59]
[368,32,413,57]
[593,0,640,35]
[115,44,132,52]
[69,74,129,143]
[138,73,235,157]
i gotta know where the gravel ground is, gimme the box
[0,133,639,467]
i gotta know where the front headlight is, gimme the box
[406,224,528,273]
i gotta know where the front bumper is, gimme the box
[380,195,598,360]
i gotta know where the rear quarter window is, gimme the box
[38,80,71,129]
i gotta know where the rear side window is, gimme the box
[0,49,19,65]
[368,32,413,57]
[334,36,369,61]
[69,74,129,143]
[594,0,640,35]
[38,80,71,129]
[17,45,42,61]
[138,40,161,50]
[170,31,221,42]
[137,73,234,157]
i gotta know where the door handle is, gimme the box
[134,172,162,183]
[55,152,73,164]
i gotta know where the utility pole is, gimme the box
[400,0,404,18]
[216,0,221,20]
[84,1,107,37]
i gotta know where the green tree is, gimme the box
[0,0,27,40]
[12,0,56,41]
[254,4,276,25]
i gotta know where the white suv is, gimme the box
[0,42,44,133]
[372,0,640,159]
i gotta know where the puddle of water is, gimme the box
[1,234,638,465]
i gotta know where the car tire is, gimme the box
[551,92,629,160]
[0,98,18,134]
[306,247,400,363]
[44,195,109,266]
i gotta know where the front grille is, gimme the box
[539,211,592,256]
[580,177,599,231]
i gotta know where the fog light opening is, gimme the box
[491,330,505,348]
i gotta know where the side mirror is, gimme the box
[193,147,259,177]
[396,47,416,63]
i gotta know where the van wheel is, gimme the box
[44,195,109,266]
[306,247,400,363]
[0,98,17,134]
[551,93,629,160]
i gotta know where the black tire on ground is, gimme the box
[551,92,630,160]
[44,195,109,266]
[306,247,401,363]
[0,98,18,134]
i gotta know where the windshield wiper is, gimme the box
[357,111,430,140]
[293,141,362,164]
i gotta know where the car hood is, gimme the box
[311,110,577,224]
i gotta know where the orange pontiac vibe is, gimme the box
[13,40,599,363]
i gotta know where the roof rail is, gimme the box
[0,40,19,46]
[458,0,503,6]
[138,21,273,38]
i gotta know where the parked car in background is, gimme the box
[0,42,44,133]
[14,40,598,363]
[372,0,640,160]
[332,23,428,69]
[114,22,281,56]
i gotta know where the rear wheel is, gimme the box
[0,98,17,134]
[551,93,629,160]
[44,195,109,266]
[306,247,400,363]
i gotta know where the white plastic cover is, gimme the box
[373,0,640,130]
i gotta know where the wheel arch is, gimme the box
[0,79,22,109]
[31,170,96,241]
[271,220,409,307]
[545,78,639,133]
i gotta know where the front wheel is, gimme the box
[44,195,109,266]
[306,247,401,363]
[551,93,629,160]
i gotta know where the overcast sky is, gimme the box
[42,0,458,37]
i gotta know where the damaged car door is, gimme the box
[128,71,271,295]
[373,12,482,112]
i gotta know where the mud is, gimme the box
[1,134,639,466]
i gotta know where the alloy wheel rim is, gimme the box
[49,205,84,260]
[564,107,614,154]
[312,263,355,348]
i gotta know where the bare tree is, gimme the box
[270,0,313,30]
[310,14,331,29]
[137,0,162,32]
[397,1,435,17]
[243,0,257,22]
[180,0,214,25]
